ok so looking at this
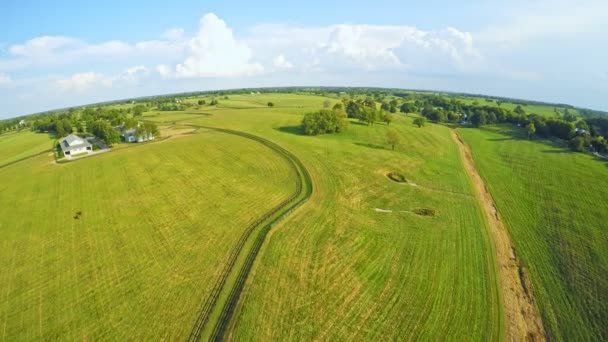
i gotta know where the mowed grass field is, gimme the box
[0,131,54,167]
[154,97,504,340]
[458,125,608,340]
[0,130,297,339]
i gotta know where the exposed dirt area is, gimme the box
[412,208,437,217]
[387,172,407,183]
[450,129,546,341]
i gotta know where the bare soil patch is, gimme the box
[387,172,407,183]
[451,129,545,341]
[412,208,437,217]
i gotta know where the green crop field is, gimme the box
[458,125,608,341]
[0,131,54,167]
[0,129,297,340]
[1,92,606,340]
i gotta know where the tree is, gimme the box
[90,120,120,145]
[301,109,348,136]
[591,136,607,153]
[470,111,488,127]
[133,104,147,117]
[570,136,587,152]
[198,99,206,105]
[386,129,401,150]
[526,123,536,139]
[381,111,393,125]
[210,99,218,106]
[346,101,362,119]
[514,105,525,115]
[267,102,274,107]
[323,100,331,108]
[413,117,426,128]
[400,102,415,114]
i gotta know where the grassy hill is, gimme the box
[458,125,608,341]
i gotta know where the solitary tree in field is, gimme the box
[526,123,536,139]
[386,129,401,150]
[413,117,426,128]
[267,102,274,107]
[323,100,331,108]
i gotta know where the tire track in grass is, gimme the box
[451,129,545,341]
[185,125,313,341]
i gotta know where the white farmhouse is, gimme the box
[60,134,92,157]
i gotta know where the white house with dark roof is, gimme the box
[60,134,92,157]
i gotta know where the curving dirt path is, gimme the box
[450,129,546,341]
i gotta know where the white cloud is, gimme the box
[9,36,79,57]
[125,65,149,76]
[248,23,481,73]
[170,13,263,78]
[0,72,11,85]
[56,72,112,92]
[156,64,172,79]
[273,55,293,70]
[162,28,185,41]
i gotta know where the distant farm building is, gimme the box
[60,134,92,157]
[115,125,155,143]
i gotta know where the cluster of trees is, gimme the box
[301,105,348,135]
[344,98,393,125]
[0,118,30,133]
[408,94,608,153]
[89,120,120,144]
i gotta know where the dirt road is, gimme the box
[450,129,545,341]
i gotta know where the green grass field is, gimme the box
[173,99,503,340]
[1,92,606,340]
[0,131,54,167]
[458,125,608,341]
[0,130,297,340]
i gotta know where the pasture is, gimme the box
[1,92,605,340]
[0,131,54,167]
[0,129,297,340]
[458,125,608,341]
[168,97,504,340]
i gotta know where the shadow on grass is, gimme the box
[354,142,386,150]
[541,149,576,154]
[274,126,304,136]
[486,138,513,141]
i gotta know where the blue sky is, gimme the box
[1,0,607,118]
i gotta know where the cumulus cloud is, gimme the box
[273,55,293,70]
[9,36,79,57]
[248,23,481,73]
[168,13,263,78]
[56,72,113,92]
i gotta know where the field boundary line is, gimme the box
[0,148,53,169]
[184,125,313,341]
[451,129,546,341]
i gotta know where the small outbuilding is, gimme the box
[60,134,92,157]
